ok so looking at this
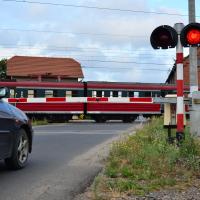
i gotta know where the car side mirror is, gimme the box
[0,87,8,98]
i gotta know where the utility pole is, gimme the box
[189,0,198,134]
[188,0,198,94]
[189,0,198,92]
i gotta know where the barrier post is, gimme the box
[174,23,185,141]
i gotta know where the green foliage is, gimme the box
[178,130,200,171]
[31,119,48,126]
[95,117,200,197]
[0,58,7,80]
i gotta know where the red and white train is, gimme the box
[1,81,181,122]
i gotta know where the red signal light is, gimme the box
[180,23,200,47]
[186,29,200,45]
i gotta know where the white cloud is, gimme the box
[0,0,191,82]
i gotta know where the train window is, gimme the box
[96,91,102,97]
[104,91,110,97]
[92,91,97,97]
[144,92,152,97]
[152,92,160,97]
[20,91,24,97]
[87,90,92,97]
[15,89,26,98]
[128,91,134,97]
[52,90,65,97]
[134,92,139,97]
[28,90,34,98]
[72,90,78,97]
[139,92,144,97]
[35,89,45,97]
[118,91,122,97]
[53,90,58,97]
[122,91,128,97]
[66,91,72,97]
[10,89,15,98]
[113,91,118,97]
[45,90,53,97]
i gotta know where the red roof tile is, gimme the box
[7,56,84,78]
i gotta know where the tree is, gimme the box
[0,58,7,80]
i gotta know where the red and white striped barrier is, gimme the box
[176,33,184,138]
[3,97,154,104]
[2,97,160,115]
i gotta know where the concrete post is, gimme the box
[189,0,198,93]
[188,0,198,135]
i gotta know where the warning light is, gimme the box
[180,23,200,47]
[150,25,178,49]
[186,29,200,45]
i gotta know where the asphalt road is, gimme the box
[0,122,137,200]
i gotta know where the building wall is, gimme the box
[166,48,200,85]
[183,50,200,85]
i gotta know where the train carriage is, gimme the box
[0,81,179,122]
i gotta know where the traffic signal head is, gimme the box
[180,23,200,47]
[150,25,178,49]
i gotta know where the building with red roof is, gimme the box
[7,56,84,82]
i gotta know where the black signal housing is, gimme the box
[150,25,178,49]
[180,23,200,47]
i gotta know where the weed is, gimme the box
[94,117,200,198]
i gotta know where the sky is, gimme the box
[0,0,199,83]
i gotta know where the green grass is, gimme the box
[31,118,49,126]
[93,117,200,198]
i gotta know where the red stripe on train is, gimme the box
[46,97,66,102]
[8,98,27,103]
[16,103,84,112]
[129,97,152,103]
[87,103,160,112]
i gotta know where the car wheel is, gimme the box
[5,129,29,170]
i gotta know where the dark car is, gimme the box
[0,87,33,169]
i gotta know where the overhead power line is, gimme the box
[79,59,172,66]
[0,43,175,55]
[82,66,170,72]
[0,53,172,70]
[0,52,172,68]
[0,28,147,38]
[0,43,175,57]
[3,0,198,17]
[0,48,173,59]
[67,54,173,59]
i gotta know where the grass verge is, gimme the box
[93,117,200,199]
[31,118,49,126]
